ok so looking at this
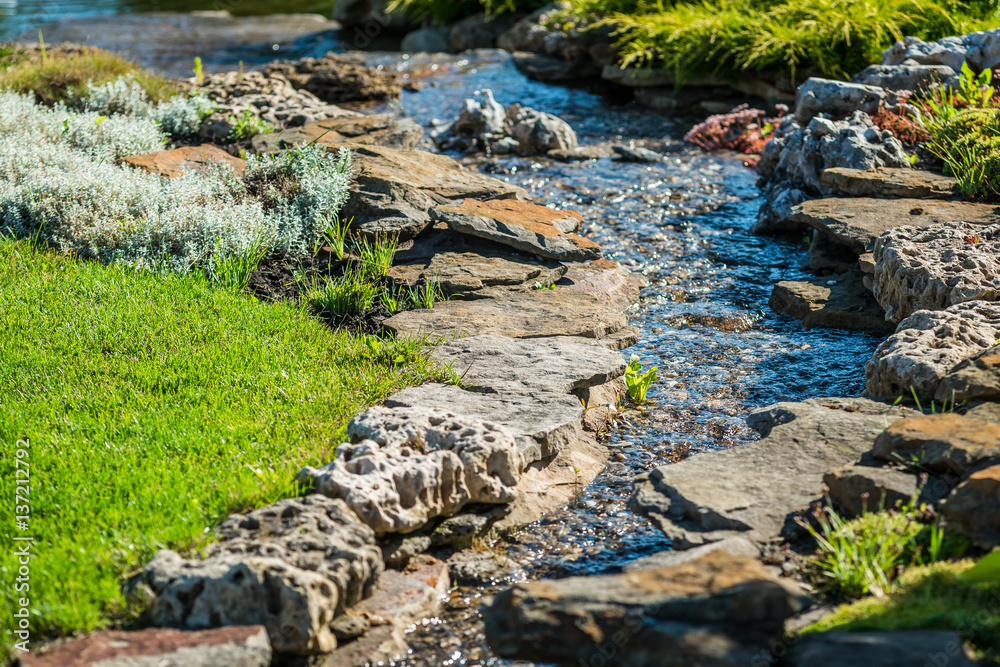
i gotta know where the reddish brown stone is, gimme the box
[943,464,1000,548]
[121,144,246,179]
[872,413,1000,476]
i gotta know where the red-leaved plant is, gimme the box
[684,103,788,155]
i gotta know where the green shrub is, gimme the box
[388,0,547,24]
[308,267,380,317]
[229,109,275,140]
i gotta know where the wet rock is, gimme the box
[612,143,663,162]
[252,115,424,153]
[769,272,893,332]
[342,145,526,240]
[866,302,1000,401]
[122,144,246,179]
[882,29,1000,72]
[447,551,519,585]
[384,383,584,463]
[547,144,616,161]
[808,229,857,274]
[576,376,626,433]
[331,614,371,642]
[401,26,451,53]
[511,52,602,82]
[872,222,1000,322]
[133,495,382,654]
[559,259,645,311]
[507,102,578,155]
[448,13,519,52]
[752,182,810,235]
[379,534,432,568]
[794,77,891,125]
[20,626,271,667]
[852,64,959,90]
[432,198,598,262]
[382,289,629,345]
[429,334,625,395]
[943,464,1000,548]
[429,509,501,546]
[298,407,523,534]
[872,414,1000,477]
[820,167,959,199]
[623,537,760,572]
[266,53,402,103]
[631,398,916,548]
[483,550,809,667]
[822,463,926,517]
[937,344,1000,403]
[783,631,976,667]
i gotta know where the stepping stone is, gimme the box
[785,632,976,667]
[342,145,527,240]
[431,198,600,262]
[252,115,424,153]
[122,144,246,179]
[872,413,1000,476]
[821,167,958,198]
[937,344,1000,403]
[943,463,1000,548]
[558,259,645,311]
[429,334,626,395]
[382,289,629,346]
[769,271,894,332]
[788,197,999,253]
[630,398,918,548]
[21,626,271,667]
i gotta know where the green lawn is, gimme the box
[0,238,448,647]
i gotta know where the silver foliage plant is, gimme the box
[0,90,353,275]
[79,74,216,137]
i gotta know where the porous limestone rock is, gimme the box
[936,344,1000,403]
[751,182,810,234]
[865,301,1000,400]
[506,102,578,155]
[794,77,891,125]
[872,222,1000,322]
[134,495,383,655]
[298,407,523,534]
[852,64,958,91]
[943,464,1000,548]
[872,414,1000,476]
[882,29,1000,72]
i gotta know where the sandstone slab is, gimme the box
[872,222,1000,322]
[298,407,523,534]
[265,53,402,103]
[937,344,1000,403]
[872,414,1000,477]
[432,198,599,262]
[865,301,1000,400]
[21,626,271,667]
[122,144,246,179]
[342,145,526,240]
[252,115,423,153]
[820,167,958,199]
[483,550,809,667]
[789,198,999,254]
[784,631,976,667]
[559,259,645,311]
[623,537,760,573]
[382,290,629,346]
[943,464,1000,549]
[631,398,917,548]
[429,334,625,395]
[769,272,894,332]
[823,463,928,517]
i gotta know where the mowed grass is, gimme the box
[0,238,448,646]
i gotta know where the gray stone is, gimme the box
[752,182,811,235]
[384,383,584,464]
[547,144,616,161]
[252,115,424,154]
[511,51,602,82]
[558,258,645,311]
[430,334,625,395]
[823,463,929,517]
[630,398,917,548]
[872,413,1000,477]
[401,26,452,53]
[820,167,959,199]
[769,272,894,332]
[865,301,1000,401]
[431,89,509,153]
[298,407,523,534]
[379,534,432,569]
[448,13,518,52]
[852,64,959,90]
[447,550,521,585]
[808,229,857,274]
[429,510,495,546]
[794,77,891,125]
[883,29,1000,72]
[937,344,1000,403]
[623,537,760,573]
[483,550,809,667]
[506,103,578,155]
[382,290,629,347]
[133,495,382,655]
[331,614,371,642]
[872,222,1000,322]
[784,631,976,667]
[612,143,664,162]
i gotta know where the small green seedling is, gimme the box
[625,354,658,404]
[193,56,204,85]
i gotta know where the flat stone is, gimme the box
[966,400,1000,423]
[432,198,599,262]
[382,289,629,346]
[784,631,976,667]
[265,53,402,104]
[385,383,584,464]
[820,167,958,199]
[865,301,1000,401]
[612,143,663,162]
[122,144,246,179]
[252,115,424,153]
[943,464,1000,548]
[623,537,760,573]
[21,626,271,667]
[483,550,809,666]
[429,334,625,395]
[388,224,565,295]
[788,197,999,253]
[299,407,522,535]
[769,272,894,332]
[341,145,527,241]
[630,398,917,548]
[937,344,1000,403]
[559,258,645,311]
[546,144,616,161]
[823,463,926,517]
[872,222,1000,322]
[872,414,1000,477]
[859,253,876,274]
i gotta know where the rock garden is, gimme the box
[2,4,1000,667]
